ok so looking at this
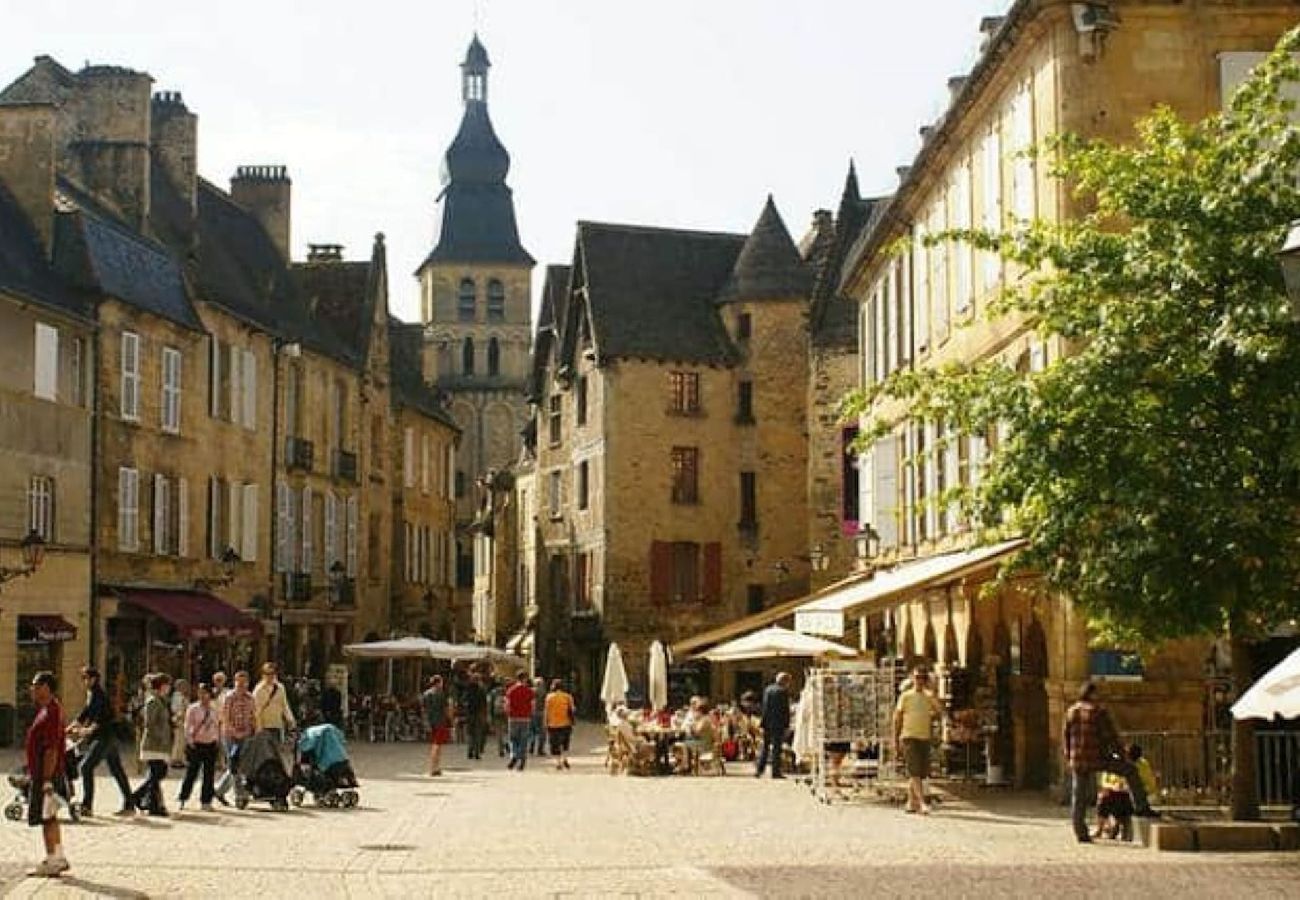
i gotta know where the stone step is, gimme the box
[1149,821,1299,852]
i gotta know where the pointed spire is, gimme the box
[840,159,860,206]
[462,34,491,103]
[716,195,813,304]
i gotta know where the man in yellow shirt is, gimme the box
[893,667,944,815]
[544,679,576,771]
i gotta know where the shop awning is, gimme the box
[118,589,262,640]
[793,539,1027,637]
[18,615,77,642]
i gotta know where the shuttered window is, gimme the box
[118,467,139,551]
[177,477,189,557]
[275,481,291,573]
[873,435,899,551]
[27,476,54,542]
[161,347,182,433]
[345,495,358,577]
[241,483,259,562]
[324,491,338,567]
[301,488,314,575]
[153,474,170,555]
[33,323,58,401]
[403,427,416,488]
[120,332,140,421]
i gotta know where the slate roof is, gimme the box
[388,318,458,430]
[463,35,491,70]
[529,264,570,397]
[810,163,885,347]
[418,41,533,270]
[0,184,91,320]
[566,222,745,366]
[50,180,201,331]
[716,196,813,304]
[292,258,373,364]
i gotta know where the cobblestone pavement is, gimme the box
[2,726,1296,898]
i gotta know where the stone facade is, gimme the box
[840,1,1300,786]
[527,202,813,707]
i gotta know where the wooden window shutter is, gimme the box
[650,541,672,606]
[703,543,722,604]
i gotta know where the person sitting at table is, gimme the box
[672,698,717,774]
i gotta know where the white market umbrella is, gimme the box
[1232,646,1300,721]
[700,626,858,663]
[343,637,445,659]
[600,643,630,708]
[648,640,669,711]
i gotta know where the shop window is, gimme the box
[1089,649,1144,680]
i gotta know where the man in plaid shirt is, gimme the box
[214,671,256,805]
[1064,682,1157,842]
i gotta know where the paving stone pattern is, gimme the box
[2,726,1296,898]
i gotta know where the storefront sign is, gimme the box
[795,610,844,638]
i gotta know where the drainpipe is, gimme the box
[88,318,102,674]
[268,337,283,665]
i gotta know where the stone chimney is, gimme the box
[980,17,1006,52]
[307,243,343,262]
[150,91,197,215]
[0,103,57,254]
[230,165,291,260]
[67,65,153,229]
[947,76,968,102]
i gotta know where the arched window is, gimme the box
[488,337,501,376]
[458,278,476,322]
[462,337,475,375]
[487,279,506,322]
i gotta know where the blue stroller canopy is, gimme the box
[298,724,349,772]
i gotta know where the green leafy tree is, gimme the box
[844,29,1300,819]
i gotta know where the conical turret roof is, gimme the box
[716,195,812,303]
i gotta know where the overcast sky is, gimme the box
[2,0,1010,321]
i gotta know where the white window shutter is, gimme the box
[422,433,431,493]
[885,269,898,375]
[324,491,337,565]
[228,344,241,424]
[923,421,939,538]
[275,481,289,573]
[858,447,874,542]
[33,323,59,401]
[118,468,130,550]
[345,495,358,577]
[121,332,139,420]
[208,337,220,418]
[208,477,218,558]
[944,423,961,532]
[404,427,415,488]
[1029,339,1046,373]
[177,477,189,557]
[153,474,167,555]
[873,436,899,550]
[301,487,313,575]
[242,350,257,429]
[242,483,258,562]
[913,224,930,354]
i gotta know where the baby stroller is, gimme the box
[5,756,80,824]
[233,731,292,811]
[290,724,359,809]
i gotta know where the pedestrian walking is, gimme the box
[755,672,791,779]
[422,675,450,776]
[177,684,221,811]
[893,666,944,815]
[463,673,488,760]
[530,677,547,756]
[68,666,133,817]
[130,673,173,817]
[215,670,255,804]
[1063,682,1158,843]
[252,662,296,741]
[169,678,190,768]
[504,671,535,771]
[544,679,576,771]
[24,671,69,878]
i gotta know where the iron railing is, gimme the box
[1120,729,1297,806]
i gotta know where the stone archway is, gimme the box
[1015,616,1052,788]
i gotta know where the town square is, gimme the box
[1,0,1299,896]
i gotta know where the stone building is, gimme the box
[0,56,459,696]
[527,198,813,708]
[389,321,459,641]
[0,103,95,730]
[833,1,1300,787]
[469,469,520,649]
[416,36,534,630]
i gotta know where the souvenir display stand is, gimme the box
[805,660,904,804]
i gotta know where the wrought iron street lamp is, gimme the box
[0,529,47,588]
[854,524,880,565]
[808,543,829,573]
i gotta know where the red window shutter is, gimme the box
[703,542,722,604]
[650,541,672,605]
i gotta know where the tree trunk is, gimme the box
[1229,630,1260,821]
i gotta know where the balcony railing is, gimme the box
[285,436,314,472]
[331,577,357,608]
[332,449,358,484]
[282,572,313,605]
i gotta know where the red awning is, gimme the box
[118,590,262,640]
[18,615,77,642]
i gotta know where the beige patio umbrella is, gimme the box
[699,626,857,662]
[600,643,630,710]
[648,640,670,711]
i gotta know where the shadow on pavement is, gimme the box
[54,875,149,898]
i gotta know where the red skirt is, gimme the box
[431,723,451,745]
